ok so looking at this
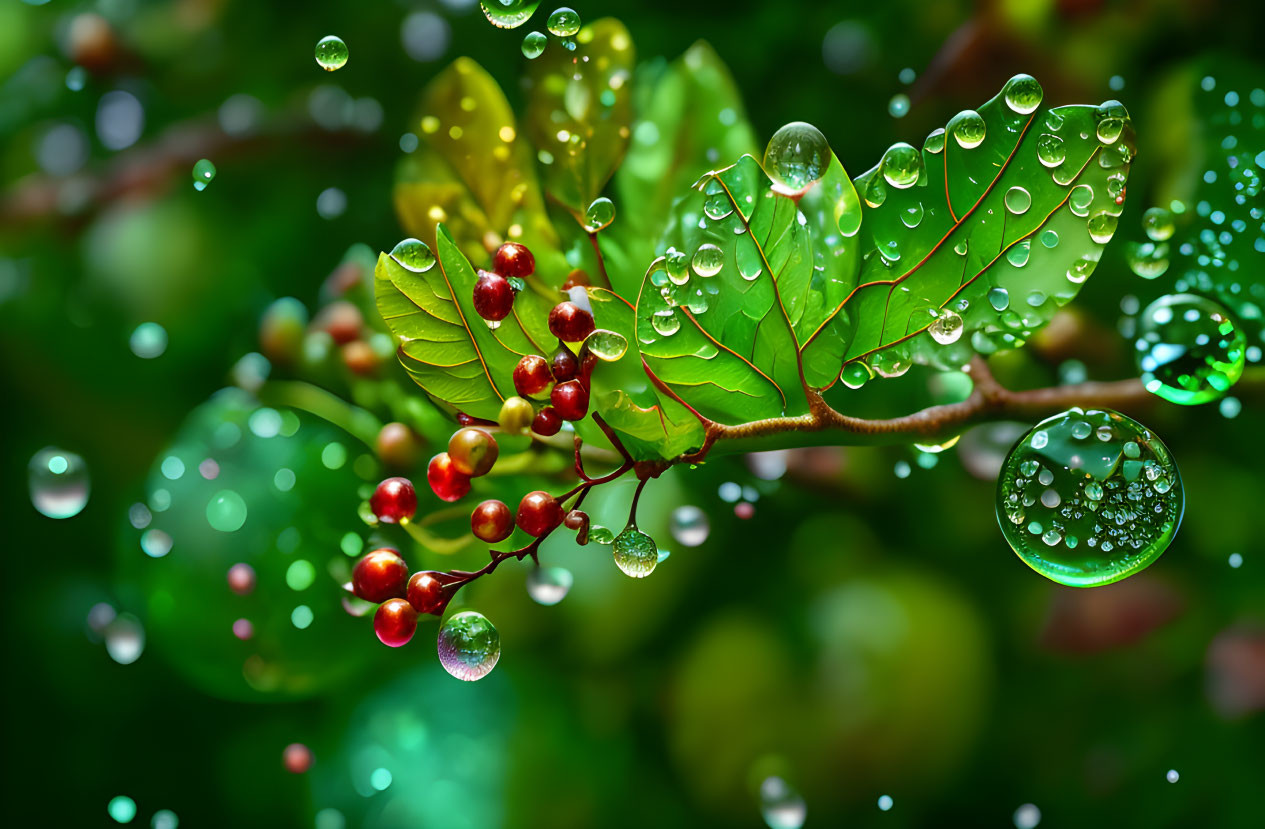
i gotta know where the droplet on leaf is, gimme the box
[390,238,436,273]
[481,0,541,29]
[763,121,830,191]
[583,196,615,231]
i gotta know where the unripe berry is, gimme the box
[376,422,422,468]
[427,453,472,502]
[551,345,579,382]
[471,499,514,543]
[548,302,595,342]
[341,340,378,375]
[352,548,409,603]
[374,598,418,647]
[550,380,589,421]
[370,477,417,524]
[448,428,498,477]
[498,396,535,434]
[258,297,309,365]
[531,407,563,437]
[514,354,553,397]
[473,270,514,322]
[493,242,535,278]
[313,300,363,344]
[516,490,563,537]
[407,571,452,615]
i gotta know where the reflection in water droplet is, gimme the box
[692,244,724,277]
[1003,74,1043,114]
[760,776,806,829]
[438,611,500,681]
[1087,212,1118,243]
[1136,294,1245,405]
[652,308,680,336]
[546,7,581,37]
[763,122,830,190]
[314,36,349,72]
[670,505,710,547]
[584,329,628,361]
[949,109,986,148]
[613,527,659,577]
[881,142,922,188]
[29,447,90,519]
[526,566,572,605]
[584,196,615,231]
[521,30,547,58]
[390,238,436,273]
[481,0,542,29]
[929,308,964,344]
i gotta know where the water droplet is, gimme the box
[206,489,248,532]
[584,196,615,231]
[692,243,724,277]
[900,202,925,228]
[1036,133,1065,167]
[1005,186,1032,214]
[665,247,690,285]
[314,36,348,72]
[1095,100,1129,143]
[104,613,145,664]
[526,566,572,605]
[870,349,911,378]
[878,795,894,812]
[988,287,1010,311]
[546,6,581,37]
[763,122,830,191]
[1040,229,1059,248]
[1006,239,1031,267]
[140,529,172,558]
[1166,769,1180,784]
[670,505,710,546]
[1142,206,1174,241]
[1125,241,1169,279]
[583,329,628,361]
[1087,211,1118,243]
[613,527,658,578]
[437,610,500,681]
[1069,184,1094,217]
[390,238,436,273]
[929,308,964,344]
[29,447,89,519]
[1136,294,1245,405]
[881,142,922,188]
[192,158,216,191]
[1003,74,1043,114]
[759,776,806,829]
[888,93,910,119]
[949,109,986,149]
[481,0,541,29]
[839,360,873,389]
[521,30,547,58]
[996,408,1183,586]
[923,128,946,154]
[652,309,680,336]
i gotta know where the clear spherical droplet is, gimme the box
[390,238,436,273]
[482,0,541,29]
[314,36,349,72]
[692,243,724,277]
[763,122,830,191]
[546,6,581,37]
[526,566,572,605]
[29,447,90,519]
[880,142,922,188]
[839,360,873,389]
[929,308,964,344]
[996,408,1182,587]
[949,109,986,149]
[192,158,216,191]
[437,610,501,681]
[1036,133,1065,167]
[1095,100,1129,144]
[670,505,710,547]
[1141,206,1174,241]
[888,93,910,119]
[613,527,658,578]
[1003,74,1043,114]
[1136,294,1245,405]
[583,196,615,231]
[521,30,547,58]
[1004,186,1032,215]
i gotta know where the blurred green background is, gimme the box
[2,0,1263,826]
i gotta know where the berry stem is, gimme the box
[586,231,613,290]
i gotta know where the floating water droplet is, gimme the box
[1136,294,1245,405]
[1095,100,1128,143]
[1004,186,1032,214]
[759,776,806,829]
[1003,74,1043,114]
[881,142,922,188]
[1036,133,1065,167]
[670,505,710,546]
[206,489,248,532]
[192,158,216,191]
[949,109,986,149]
[1142,206,1174,241]
[390,238,436,273]
[692,243,724,277]
[546,6,581,37]
[104,613,145,664]
[888,93,910,119]
[584,196,615,231]
[481,0,541,28]
[988,287,1010,311]
[314,36,348,72]
[613,527,658,578]
[521,30,547,58]
[1166,769,1180,784]
[763,122,830,191]
[929,308,964,344]
[108,796,137,824]
[29,447,89,519]
[1125,241,1169,279]
[526,566,572,605]
[583,329,627,361]
[996,408,1182,587]
[130,322,168,359]
[437,610,500,680]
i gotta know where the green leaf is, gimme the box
[375,225,553,421]
[524,18,634,217]
[394,58,562,272]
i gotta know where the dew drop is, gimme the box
[763,122,830,191]
[1006,240,1031,268]
[881,142,922,188]
[389,238,436,273]
[437,611,500,680]
[314,36,349,72]
[1136,294,1245,405]
[988,287,1010,311]
[665,247,691,285]
[929,308,964,344]
[583,196,615,231]
[29,447,89,519]
[651,309,680,336]
[1069,184,1094,217]
[547,6,581,37]
[923,128,946,154]
[192,158,216,191]
[1095,100,1129,143]
[1041,229,1059,248]
[1004,186,1032,214]
[521,30,547,58]
[481,0,541,29]
[526,566,572,605]
[1003,74,1043,114]
[949,109,986,149]
[839,360,872,389]
[670,505,710,547]
[1142,206,1174,241]
[1087,211,1118,243]
[613,527,659,578]
[692,243,724,277]
[1036,133,1065,168]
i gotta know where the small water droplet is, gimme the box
[192,158,216,191]
[314,36,349,72]
[1036,133,1065,167]
[481,0,541,29]
[988,287,1011,311]
[206,489,248,532]
[437,611,500,680]
[652,309,680,336]
[584,196,615,231]
[1005,186,1032,214]
[1003,74,1043,114]
[526,566,572,605]
[613,527,658,578]
[130,322,168,358]
[888,93,910,119]
[881,142,922,188]
[760,776,806,829]
[929,308,964,344]
[1095,100,1129,143]
[521,30,547,58]
[1141,206,1174,241]
[1087,211,1118,244]
[949,109,986,149]
[583,329,628,361]
[692,243,724,277]
[839,360,873,389]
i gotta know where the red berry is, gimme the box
[561,269,590,291]
[352,548,409,603]
[407,571,452,615]
[565,509,590,544]
[473,270,514,322]
[376,422,422,468]
[341,340,378,375]
[548,302,595,342]
[514,354,553,397]
[282,743,312,774]
[374,598,418,647]
[427,453,472,502]
[531,407,563,437]
[493,242,535,278]
[448,428,499,477]
[313,300,362,344]
[516,490,563,537]
[550,380,589,421]
[471,499,514,543]
[370,477,417,524]
[551,345,579,382]
[579,348,598,383]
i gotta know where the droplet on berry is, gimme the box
[493,242,535,278]
[374,598,418,647]
[551,345,579,381]
[531,407,563,437]
[376,422,422,468]
[448,428,499,477]
[514,354,553,397]
[352,548,409,602]
[473,270,514,322]
[370,477,417,524]
[498,396,535,434]
[516,490,563,537]
[471,499,514,542]
[550,379,590,421]
[427,453,472,502]
[548,301,596,342]
[407,570,452,615]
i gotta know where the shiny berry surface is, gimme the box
[561,269,590,290]
[493,242,535,278]
[473,271,514,322]
[551,380,590,421]
[548,301,596,342]
[352,548,409,603]
[551,346,579,382]
[427,453,472,502]
[516,490,563,537]
[471,499,514,543]
[514,354,553,396]
[564,509,588,530]
[531,407,563,437]
[374,598,418,647]
[498,396,535,434]
[448,428,499,477]
[407,571,451,615]
[370,477,417,524]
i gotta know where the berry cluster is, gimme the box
[472,242,534,323]
[349,547,456,647]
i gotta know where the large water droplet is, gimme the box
[692,243,724,277]
[1141,206,1174,241]
[1004,186,1032,214]
[29,447,90,519]
[670,505,710,547]
[1036,133,1065,167]
[996,408,1182,586]
[1003,74,1043,114]
[1095,100,1129,143]
[881,142,922,188]
[390,238,436,273]
[613,527,658,578]
[584,196,615,231]
[546,7,581,37]
[763,122,830,191]
[481,0,541,29]
[988,287,1010,311]
[839,360,873,389]
[760,776,806,829]
[1087,211,1118,243]
[526,566,572,605]
[437,610,501,681]
[521,30,547,59]
[583,329,628,361]
[1124,241,1169,279]
[1136,294,1245,405]
[314,36,348,72]
[949,109,986,149]
[652,309,680,336]
[929,308,964,344]
[192,158,216,191]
